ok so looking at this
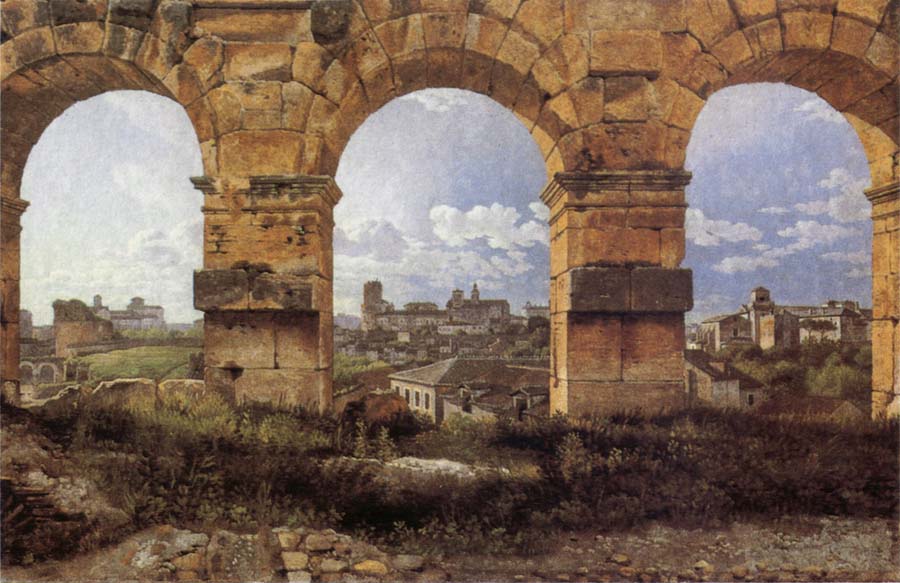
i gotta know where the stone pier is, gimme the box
[544,171,693,415]
[192,175,339,412]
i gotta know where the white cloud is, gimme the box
[713,255,781,274]
[777,220,858,250]
[399,88,470,113]
[529,201,550,221]
[712,220,860,274]
[822,250,869,265]
[430,203,548,250]
[686,208,763,247]
[794,168,870,223]
[335,219,408,260]
[793,98,845,124]
[759,206,790,215]
[848,266,872,278]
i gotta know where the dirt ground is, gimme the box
[3,515,897,583]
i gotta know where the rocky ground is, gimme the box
[3,515,897,582]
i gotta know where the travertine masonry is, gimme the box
[0,0,896,415]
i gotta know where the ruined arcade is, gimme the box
[1,0,897,416]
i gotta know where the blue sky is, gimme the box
[19,84,871,325]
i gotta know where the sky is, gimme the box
[19,84,872,325]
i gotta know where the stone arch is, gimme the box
[19,362,33,384]
[36,362,58,384]
[294,1,598,179]
[0,0,216,389]
[659,1,899,416]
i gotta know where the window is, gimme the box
[732,328,738,337]
[405,389,410,403]
[415,391,420,407]
[748,394,755,406]
[425,393,430,410]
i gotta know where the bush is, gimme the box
[13,398,898,565]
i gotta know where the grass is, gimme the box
[6,392,898,566]
[77,346,200,382]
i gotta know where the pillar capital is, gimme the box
[866,181,899,221]
[1,196,30,216]
[540,170,692,209]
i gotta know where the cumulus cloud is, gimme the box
[777,220,858,250]
[335,219,408,260]
[759,206,790,215]
[793,98,845,124]
[686,208,763,247]
[399,89,470,112]
[430,203,548,250]
[529,201,550,221]
[712,219,860,274]
[793,168,870,223]
[821,250,869,265]
[848,267,872,278]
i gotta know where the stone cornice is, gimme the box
[248,175,343,208]
[190,176,218,195]
[1,197,30,216]
[192,0,314,9]
[540,170,693,208]
[865,181,899,207]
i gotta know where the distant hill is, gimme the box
[335,313,361,329]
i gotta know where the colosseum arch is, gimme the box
[3,0,896,416]
[660,3,898,416]
[19,362,33,385]
[36,362,59,384]
[0,0,214,399]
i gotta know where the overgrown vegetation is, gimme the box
[73,346,201,382]
[9,388,896,566]
[333,353,391,394]
[717,340,872,401]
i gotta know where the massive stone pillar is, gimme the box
[544,171,693,416]
[868,181,899,418]
[0,196,29,402]
[192,175,339,413]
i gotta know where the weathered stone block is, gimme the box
[1,0,51,36]
[782,11,833,50]
[218,130,302,176]
[375,15,425,57]
[496,28,540,75]
[249,273,314,311]
[836,0,890,26]
[871,320,895,391]
[732,0,776,24]
[830,15,875,57]
[223,43,292,81]
[194,269,249,311]
[554,313,623,381]
[631,267,693,312]
[627,207,685,229]
[604,76,653,122]
[565,0,686,32]
[234,368,330,412]
[660,228,686,268]
[193,8,311,44]
[556,379,686,416]
[204,312,275,369]
[54,21,105,54]
[622,314,685,381]
[743,18,782,59]
[590,30,661,77]
[555,226,662,269]
[50,0,106,25]
[559,266,630,312]
[710,30,754,72]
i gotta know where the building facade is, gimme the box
[92,295,166,330]
[361,282,511,334]
[698,288,870,354]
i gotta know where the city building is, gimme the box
[92,295,166,330]
[522,302,550,320]
[697,288,870,354]
[389,357,548,423]
[684,349,765,409]
[361,281,510,333]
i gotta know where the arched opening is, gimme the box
[19,364,33,385]
[1,48,208,394]
[685,83,874,410]
[37,363,56,384]
[331,88,551,420]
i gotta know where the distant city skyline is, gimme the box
[19,84,872,325]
